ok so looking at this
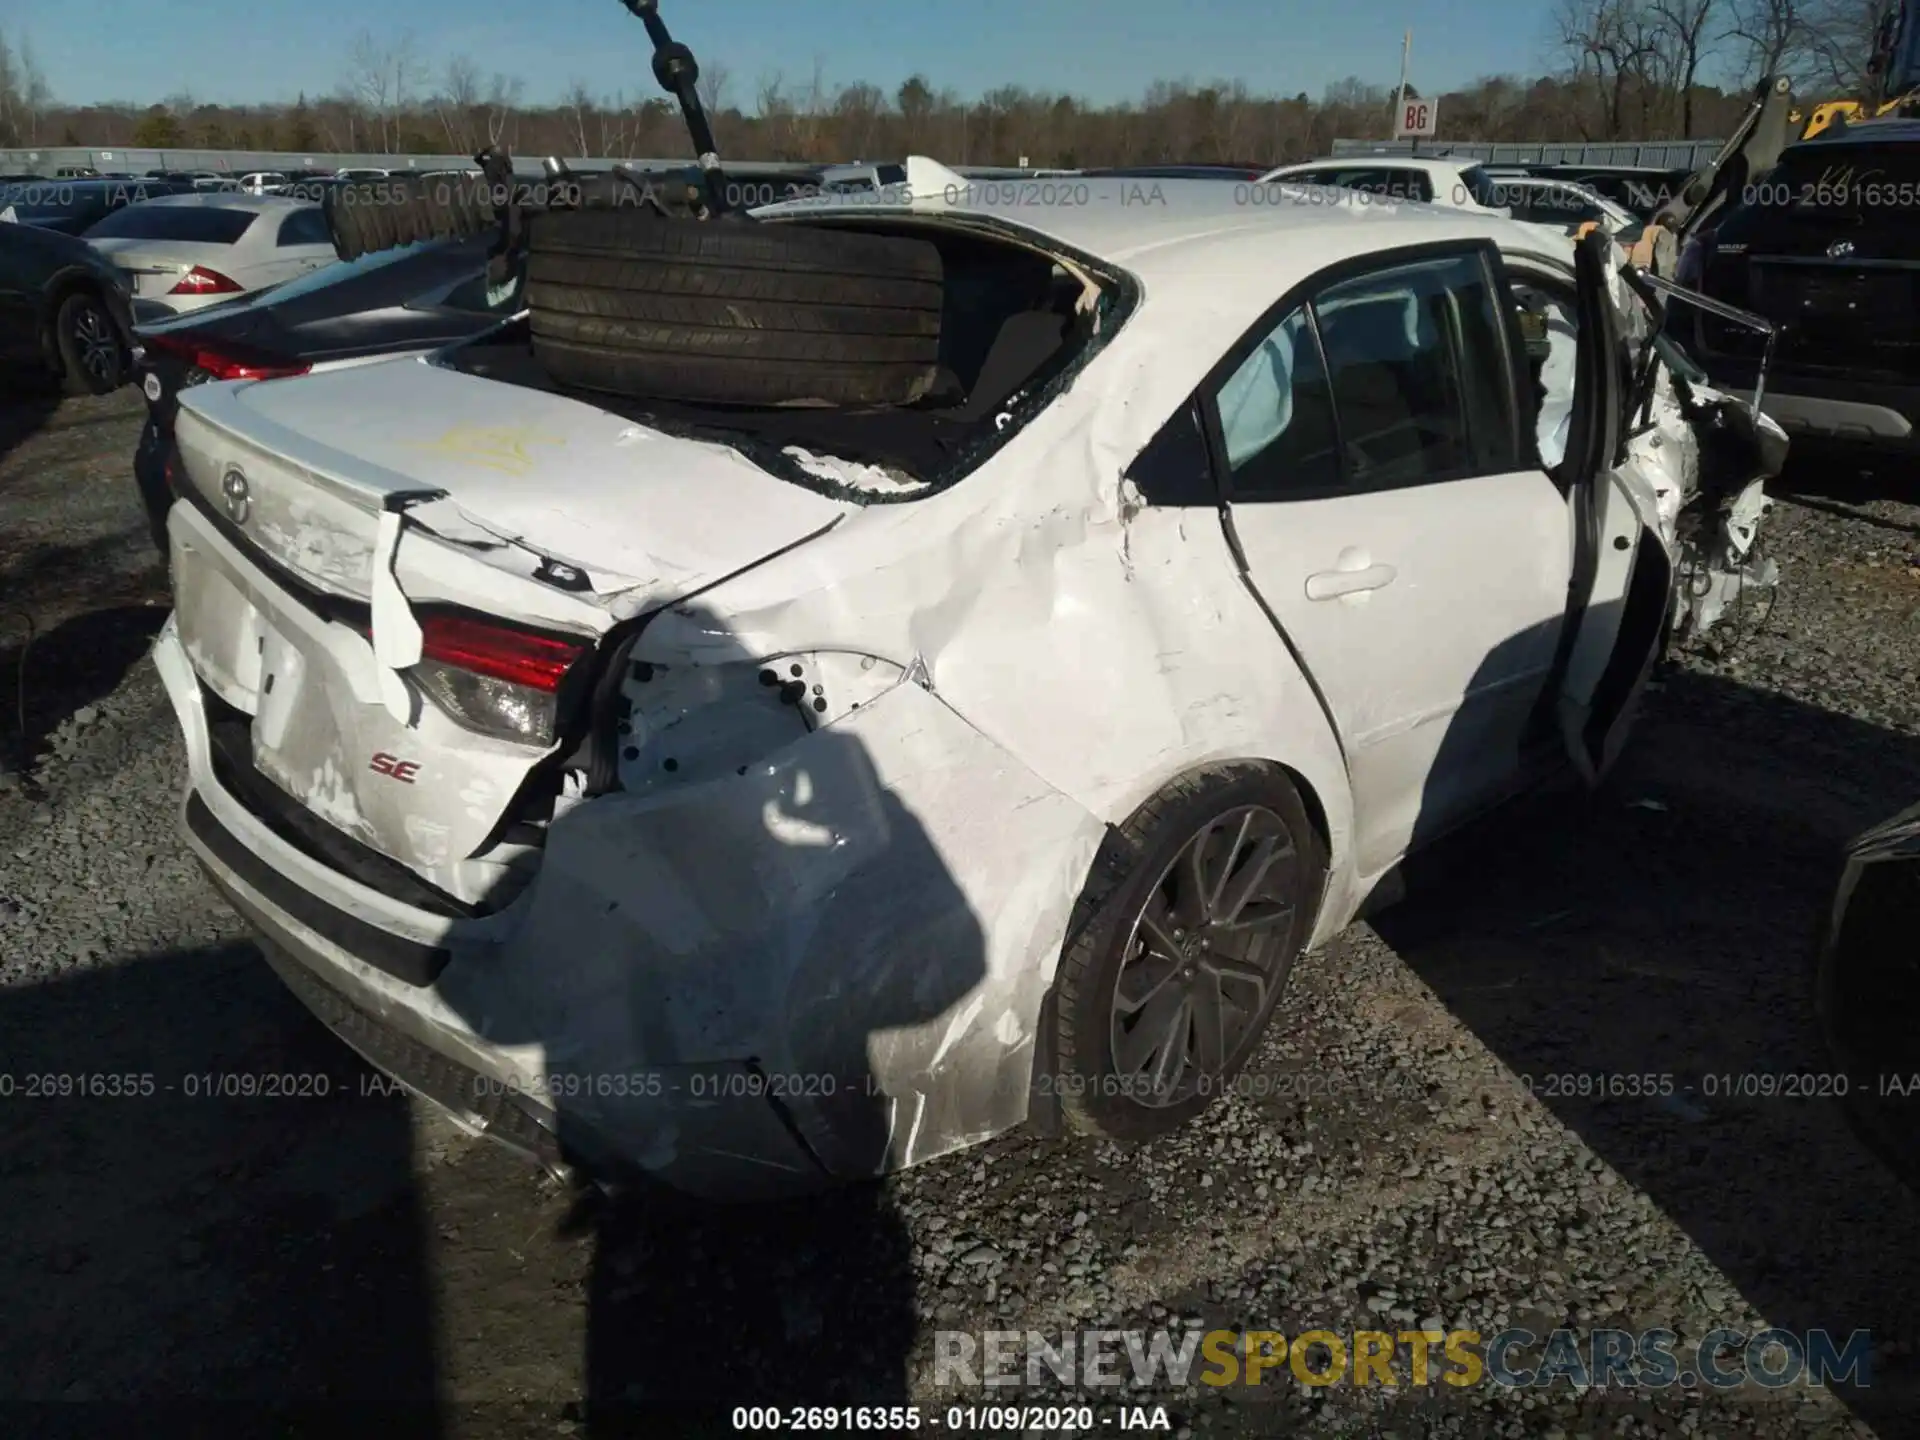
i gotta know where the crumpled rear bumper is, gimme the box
[160,614,1107,1198]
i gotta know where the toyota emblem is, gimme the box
[221,468,250,525]
[1827,239,1856,258]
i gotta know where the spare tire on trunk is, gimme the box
[322,174,499,261]
[525,211,945,407]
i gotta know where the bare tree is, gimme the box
[0,29,53,146]
[1728,0,1812,81]
[834,82,885,159]
[563,79,595,156]
[343,29,423,151]
[786,60,830,159]
[1649,0,1726,133]
[598,93,635,159]
[484,72,522,148]
[896,74,935,149]
[1559,0,1668,137]
[1800,0,1886,93]
[696,60,731,118]
[438,55,482,151]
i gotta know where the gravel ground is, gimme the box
[1,388,1917,1439]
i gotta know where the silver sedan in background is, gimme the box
[82,193,338,319]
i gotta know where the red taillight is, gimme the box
[169,265,243,296]
[418,613,586,693]
[141,331,309,381]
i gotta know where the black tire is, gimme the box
[1815,828,1920,1195]
[322,174,498,261]
[1049,764,1328,1143]
[525,211,945,407]
[54,289,126,395]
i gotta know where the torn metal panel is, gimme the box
[782,446,931,497]
[168,500,574,906]
[454,678,1108,1182]
[631,411,1358,945]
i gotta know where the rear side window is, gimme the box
[1458,165,1505,208]
[84,205,257,243]
[1340,168,1433,203]
[412,267,524,314]
[1212,249,1517,499]
[1507,184,1609,228]
[1313,252,1515,486]
[1215,307,1340,497]
[276,207,332,246]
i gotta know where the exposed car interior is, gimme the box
[446,221,1117,492]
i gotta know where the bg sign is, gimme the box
[1396,98,1437,138]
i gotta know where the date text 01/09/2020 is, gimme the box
[1520,1072,1862,1101]
[730,1404,1171,1431]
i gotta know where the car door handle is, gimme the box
[1305,562,1397,600]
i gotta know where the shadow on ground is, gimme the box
[0,604,169,777]
[0,378,63,470]
[559,1179,917,1436]
[1372,665,1920,1432]
[1768,449,1920,538]
[0,939,440,1432]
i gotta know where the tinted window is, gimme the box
[1309,251,1514,488]
[1761,143,1920,220]
[413,267,524,315]
[253,239,436,305]
[1506,184,1608,228]
[1213,307,1340,497]
[1339,168,1433,203]
[1458,164,1505,208]
[84,205,256,243]
[276,207,331,246]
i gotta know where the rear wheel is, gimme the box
[1049,765,1327,1142]
[525,211,945,407]
[55,291,125,395]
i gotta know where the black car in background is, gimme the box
[1076,164,1267,180]
[1517,164,1695,221]
[0,218,136,393]
[0,177,190,235]
[134,233,522,552]
[1677,121,1920,462]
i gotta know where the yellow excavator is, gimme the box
[1797,0,1920,136]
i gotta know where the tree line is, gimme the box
[0,0,1899,165]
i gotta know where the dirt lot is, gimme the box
[1,384,1917,1438]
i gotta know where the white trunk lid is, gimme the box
[173,357,852,601]
[167,358,854,907]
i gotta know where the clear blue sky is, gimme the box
[14,0,1563,110]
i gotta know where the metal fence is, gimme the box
[0,145,1048,178]
[1329,137,1727,168]
[3,140,1734,178]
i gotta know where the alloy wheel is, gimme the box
[1108,804,1301,1107]
[71,303,119,384]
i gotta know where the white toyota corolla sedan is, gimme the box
[150,180,1783,1197]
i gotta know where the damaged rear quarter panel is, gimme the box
[469,678,1108,1176]
[636,312,1358,942]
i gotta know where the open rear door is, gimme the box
[1557,231,1677,786]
